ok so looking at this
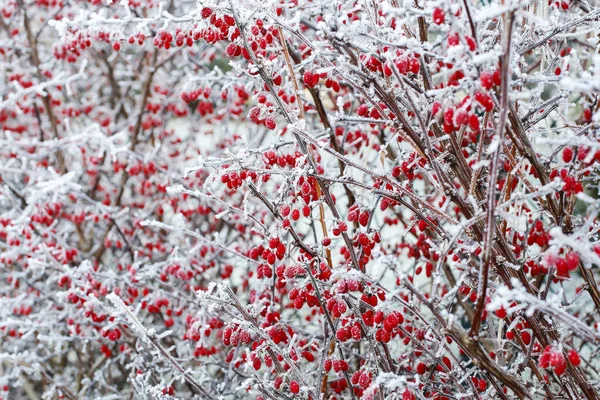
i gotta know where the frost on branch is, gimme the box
[2,0,600,398]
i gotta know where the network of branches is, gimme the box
[1,0,600,399]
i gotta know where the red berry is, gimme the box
[383,313,399,331]
[565,251,580,271]
[562,147,573,163]
[567,349,581,366]
[358,372,371,388]
[280,204,291,217]
[358,211,369,227]
[495,307,507,319]
[520,331,531,345]
[289,380,300,394]
[480,72,494,90]
[468,114,480,131]
[291,209,300,221]
[201,7,213,18]
[351,371,360,384]
[357,104,369,117]
[225,43,237,57]
[478,379,487,392]
[303,71,319,88]
[265,118,276,130]
[403,390,416,400]
[432,8,445,25]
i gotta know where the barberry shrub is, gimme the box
[1,0,600,399]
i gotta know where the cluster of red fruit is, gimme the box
[551,168,584,195]
[221,170,258,190]
[101,327,122,341]
[249,106,277,130]
[527,220,551,247]
[539,346,580,375]
[221,325,252,347]
[543,250,580,278]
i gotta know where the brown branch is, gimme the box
[470,11,515,339]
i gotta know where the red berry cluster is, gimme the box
[221,325,252,346]
[539,346,580,375]
[550,168,584,195]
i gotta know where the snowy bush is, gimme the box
[1,0,600,398]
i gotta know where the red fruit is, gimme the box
[432,101,442,116]
[351,371,360,385]
[478,379,487,392]
[480,72,494,90]
[448,32,460,46]
[520,331,531,345]
[466,36,477,51]
[303,71,319,88]
[302,205,311,217]
[357,104,369,117]
[454,108,468,126]
[550,352,566,375]
[475,92,494,112]
[201,7,213,18]
[358,211,369,227]
[225,43,237,57]
[539,347,552,368]
[265,118,276,130]
[280,204,291,217]
[553,359,567,375]
[432,8,445,25]
[358,372,371,388]
[383,64,393,77]
[562,147,573,163]
[358,233,370,247]
[418,219,427,231]
[291,209,300,221]
[409,57,420,74]
[402,390,416,400]
[492,69,501,86]
[444,108,454,125]
[112,42,121,51]
[567,349,581,366]
[565,251,579,271]
[351,325,362,340]
[416,362,426,374]
[383,314,398,332]
[289,380,300,394]
[495,307,507,319]
[468,114,480,131]
[556,258,569,276]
